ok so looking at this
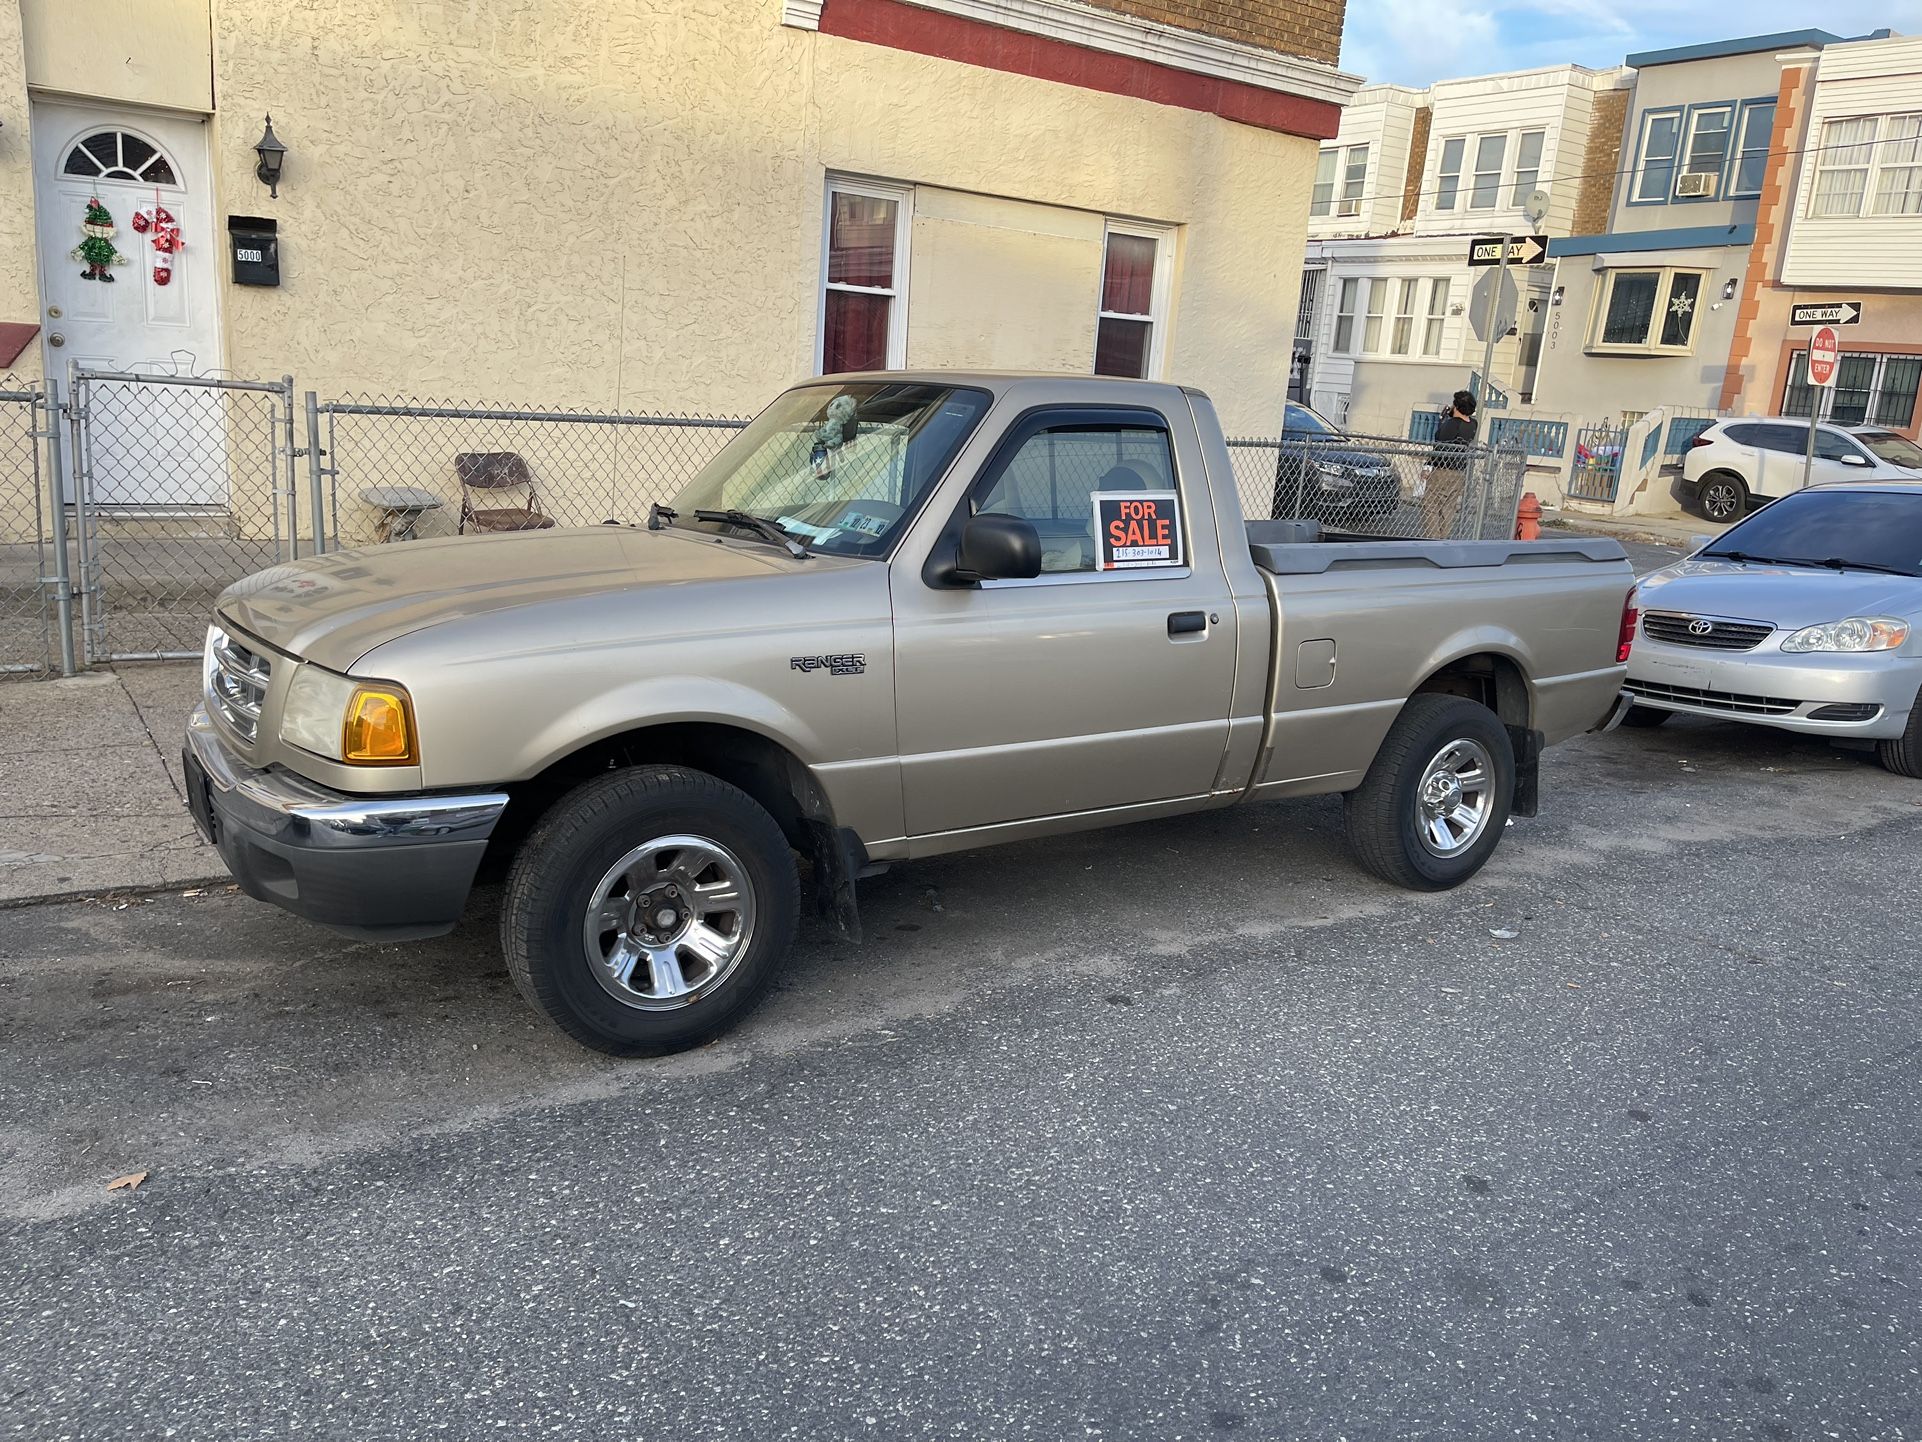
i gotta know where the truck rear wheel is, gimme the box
[502,765,799,1056]
[1344,695,1515,891]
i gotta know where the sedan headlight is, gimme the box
[1779,617,1910,653]
[280,664,418,764]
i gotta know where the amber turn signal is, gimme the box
[342,685,417,764]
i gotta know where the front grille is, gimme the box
[1626,680,1800,716]
[1642,611,1774,651]
[206,626,271,743]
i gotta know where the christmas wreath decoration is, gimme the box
[72,197,129,283]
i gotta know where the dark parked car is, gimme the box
[1272,402,1403,530]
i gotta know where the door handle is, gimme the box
[1167,611,1207,637]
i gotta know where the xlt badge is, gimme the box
[791,653,866,677]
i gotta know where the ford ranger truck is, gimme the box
[185,374,1635,1055]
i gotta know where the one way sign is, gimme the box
[1790,301,1863,327]
[1467,235,1550,266]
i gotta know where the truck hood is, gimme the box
[1635,557,1922,631]
[217,527,799,672]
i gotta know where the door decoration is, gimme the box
[72,197,128,282]
[132,204,184,286]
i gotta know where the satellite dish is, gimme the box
[1524,189,1551,226]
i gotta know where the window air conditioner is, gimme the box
[1675,172,1718,198]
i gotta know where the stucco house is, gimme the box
[0,0,1361,465]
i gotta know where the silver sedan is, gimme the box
[1624,481,1922,776]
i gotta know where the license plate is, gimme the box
[183,750,218,844]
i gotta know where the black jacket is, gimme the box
[1430,413,1478,471]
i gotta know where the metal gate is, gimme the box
[0,380,68,680]
[1568,420,1627,503]
[68,370,298,662]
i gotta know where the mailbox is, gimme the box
[228,215,280,286]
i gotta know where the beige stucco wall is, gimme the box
[20,0,212,112]
[0,0,39,385]
[186,0,1311,436]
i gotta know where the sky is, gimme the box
[1338,0,1916,87]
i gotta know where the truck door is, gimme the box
[890,405,1240,840]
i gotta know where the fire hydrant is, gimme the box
[1515,491,1542,541]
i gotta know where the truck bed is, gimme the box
[1245,519,1626,574]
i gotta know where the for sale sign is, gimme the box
[1808,326,1840,388]
[1094,490,1184,570]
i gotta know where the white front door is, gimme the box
[30,102,225,506]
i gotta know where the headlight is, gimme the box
[281,664,418,764]
[1779,617,1910,653]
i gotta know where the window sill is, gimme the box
[1583,344,1697,358]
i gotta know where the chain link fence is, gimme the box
[0,378,56,680]
[313,398,749,549]
[69,371,298,662]
[1225,432,1527,541]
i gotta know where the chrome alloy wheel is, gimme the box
[1700,478,1743,522]
[1414,738,1496,857]
[581,835,756,1010]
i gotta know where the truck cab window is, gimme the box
[975,423,1177,573]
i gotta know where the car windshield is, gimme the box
[1282,402,1340,438]
[1858,431,1922,469]
[1701,488,1922,577]
[663,382,991,558]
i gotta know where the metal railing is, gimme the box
[1228,431,1525,541]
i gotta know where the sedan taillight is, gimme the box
[1618,595,1639,664]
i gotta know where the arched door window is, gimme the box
[61,130,178,187]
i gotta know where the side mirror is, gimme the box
[956,512,1041,582]
[1840,453,1872,467]
[1690,533,1714,553]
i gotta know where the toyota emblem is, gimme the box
[1688,619,1714,636]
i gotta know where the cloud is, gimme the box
[1340,0,1904,86]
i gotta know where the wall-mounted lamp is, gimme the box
[253,115,288,198]
[1551,285,1566,307]
[1449,303,1465,316]
[1721,278,1739,301]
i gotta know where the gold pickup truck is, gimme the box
[185,373,1634,1054]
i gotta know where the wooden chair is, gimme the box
[454,452,556,534]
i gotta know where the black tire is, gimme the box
[502,765,799,1056]
[1620,705,1671,728]
[1697,470,1749,523]
[1876,694,1922,778]
[1344,694,1516,891]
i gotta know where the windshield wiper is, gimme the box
[1700,549,1787,565]
[1788,555,1919,578]
[692,508,810,558]
[647,502,677,531]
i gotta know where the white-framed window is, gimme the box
[1731,100,1776,198]
[1332,277,1360,353]
[1679,105,1734,193]
[1634,109,1683,203]
[1509,130,1545,206]
[1389,278,1420,356]
[1423,278,1450,356]
[1311,144,1370,218]
[1436,138,1466,211]
[819,177,911,373]
[1810,116,1880,217]
[1873,114,1922,216]
[1589,268,1705,354]
[1361,279,1387,353]
[1093,221,1173,379]
[1469,134,1507,209]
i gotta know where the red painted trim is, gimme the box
[818,0,1342,140]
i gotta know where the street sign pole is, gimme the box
[1801,323,1841,491]
[1476,233,1510,417]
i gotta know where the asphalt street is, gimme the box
[5,699,1921,1441]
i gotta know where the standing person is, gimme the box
[1422,390,1478,537]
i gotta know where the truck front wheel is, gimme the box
[1344,695,1515,891]
[502,765,800,1055]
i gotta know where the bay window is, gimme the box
[1389,278,1419,356]
[820,179,910,372]
[1423,279,1450,356]
[1361,279,1386,352]
[1590,267,1705,354]
[1094,223,1171,379]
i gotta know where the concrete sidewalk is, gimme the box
[0,664,221,905]
[1549,509,1729,550]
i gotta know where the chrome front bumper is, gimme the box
[1625,641,1922,739]
[185,706,509,939]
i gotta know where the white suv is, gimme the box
[1681,419,1922,522]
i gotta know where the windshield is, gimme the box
[664,382,991,558]
[1858,431,1922,470]
[1282,402,1340,438]
[1701,488,1922,577]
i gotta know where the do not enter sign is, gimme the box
[1808,326,1841,388]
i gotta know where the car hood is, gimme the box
[217,526,808,672]
[1635,556,1922,630]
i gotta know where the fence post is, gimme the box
[280,375,300,560]
[65,368,102,667]
[39,378,79,677]
[304,391,329,554]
